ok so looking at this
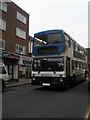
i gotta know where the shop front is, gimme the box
[2,52,19,81]
[19,56,32,80]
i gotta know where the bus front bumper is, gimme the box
[31,77,66,87]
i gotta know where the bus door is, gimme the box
[66,57,70,77]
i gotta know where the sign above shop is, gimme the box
[21,56,32,62]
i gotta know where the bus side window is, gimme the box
[74,61,77,69]
[83,63,87,69]
[88,63,90,72]
[83,63,85,69]
[72,60,74,69]
[64,34,70,46]
[73,42,76,50]
[76,44,78,52]
[79,62,83,69]
[71,40,74,49]
[72,60,77,70]
[85,63,87,69]
[79,62,81,69]
[76,61,79,69]
[74,43,78,52]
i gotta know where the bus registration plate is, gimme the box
[43,83,50,86]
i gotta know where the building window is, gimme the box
[16,44,19,53]
[0,18,6,31]
[0,39,5,50]
[17,11,26,24]
[23,46,26,55]
[1,2,7,13]
[16,44,26,55]
[16,28,26,40]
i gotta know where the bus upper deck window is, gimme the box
[64,34,70,46]
[75,44,78,52]
[48,33,62,44]
[71,40,74,49]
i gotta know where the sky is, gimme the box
[12,0,89,48]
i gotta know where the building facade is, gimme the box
[0,1,31,81]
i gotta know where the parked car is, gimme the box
[0,63,9,91]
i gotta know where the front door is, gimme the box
[66,57,70,77]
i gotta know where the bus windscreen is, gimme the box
[33,57,64,72]
[48,33,62,44]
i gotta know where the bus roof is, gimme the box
[34,29,85,50]
[34,29,63,36]
[34,29,75,42]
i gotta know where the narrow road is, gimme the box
[2,81,88,118]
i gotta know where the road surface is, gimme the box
[2,80,89,118]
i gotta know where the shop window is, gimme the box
[13,65,18,79]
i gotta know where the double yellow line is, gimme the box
[85,105,90,119]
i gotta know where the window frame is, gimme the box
[17,11,26,24]
[15,44,26,55]
[0,39,5,50]
[0,18,6,31]
[15,44,19,53]
[48,33,62,44]
[16,28,26,40]
[1,2,7,13]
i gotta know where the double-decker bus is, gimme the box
[32,29,87,87]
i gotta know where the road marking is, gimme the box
[85,105,90,119]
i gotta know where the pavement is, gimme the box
[6,79,31,88]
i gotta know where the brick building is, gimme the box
[0,1,31,81]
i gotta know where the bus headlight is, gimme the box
[59,78,63,82]
[33,78,35,81]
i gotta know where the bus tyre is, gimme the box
[2,80,6,91]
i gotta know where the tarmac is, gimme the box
[6,79,31,88]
